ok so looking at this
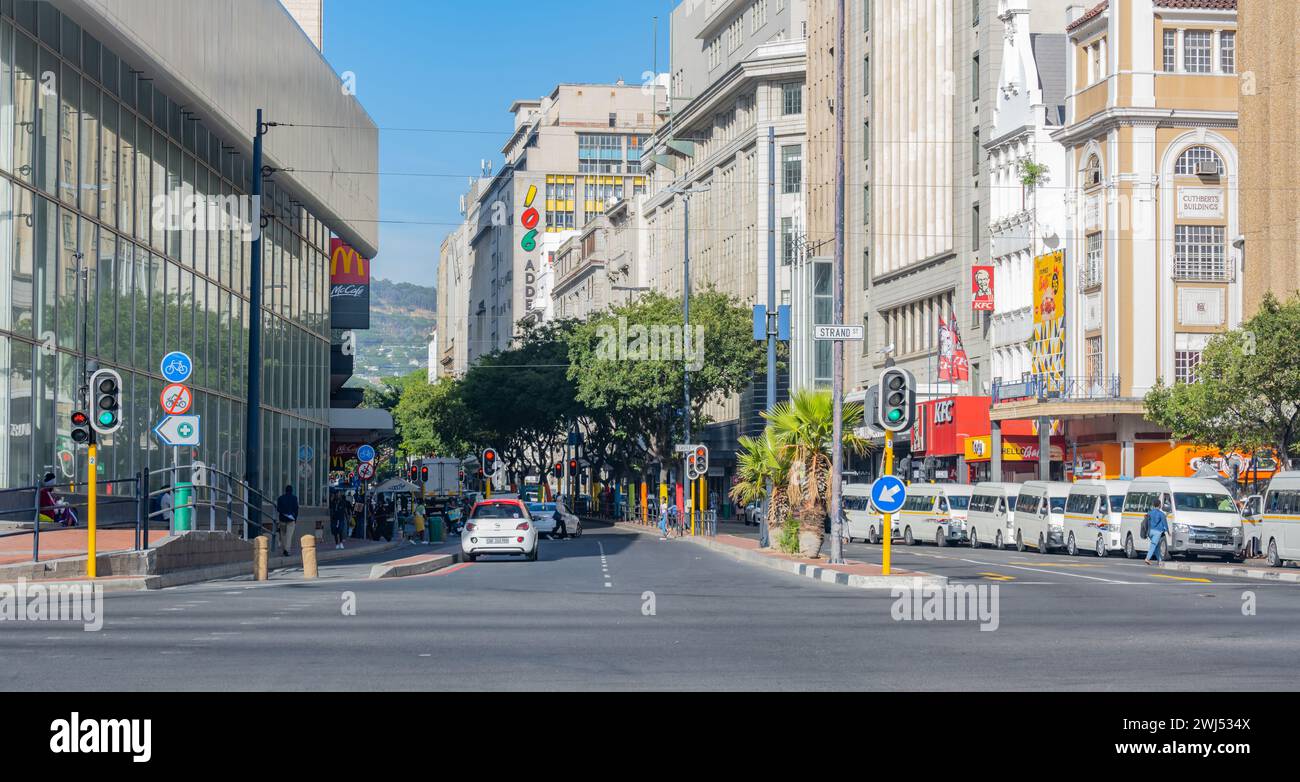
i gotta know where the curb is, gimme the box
[369,552,459,579]
[614,522,948,590]
[1155,560,1300,583]
[0,575,159,593]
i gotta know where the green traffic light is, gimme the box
[887,409,903,422]
[97,411,116,426]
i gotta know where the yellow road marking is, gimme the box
[1008,561,1103,568]
[1150,574,1212,583]
[978,572,1016,582]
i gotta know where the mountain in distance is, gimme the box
[353,277,437,383]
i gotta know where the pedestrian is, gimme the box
[1143,494,1171,565]
[329,493,349,550]
[658,499,669,539]
[38,473,59,527]
[667,502,680,538]
[412,503,426,545]
[276,484,299,557]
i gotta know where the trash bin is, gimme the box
[174,481,194,532]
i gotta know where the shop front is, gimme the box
[964,435,1067,482]
[909,397,1042,484]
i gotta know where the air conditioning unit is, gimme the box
[1196,160,1220,177]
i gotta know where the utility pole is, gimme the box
[828,0,848,564]
[246,109,267,522]
[762,126,777,549]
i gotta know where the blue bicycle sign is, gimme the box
[357,444,376,463]
[160,351,193,384]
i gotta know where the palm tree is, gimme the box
[765,388,872,556]
[730,428,790,546]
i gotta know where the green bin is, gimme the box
[174,481,194,532]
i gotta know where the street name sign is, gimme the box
[814,325,865,341]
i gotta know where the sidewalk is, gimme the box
[614,519,946,590]
[1155,557,1300,583]
[0,528,144,566]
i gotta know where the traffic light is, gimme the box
[554,462,563,478]
[686,452,698,480]
[568,458,578,474]
[482,448,498,476]
[89,369,123,435]
[70,410,92,445]
[695,445,709,476]
[409,465,418,482]
[420,465,429,483]
[878,368,916,433]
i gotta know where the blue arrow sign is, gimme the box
[160,351,193,384]
[870,476,907,514]
[357,444,376,463]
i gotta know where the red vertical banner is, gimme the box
[951,312,970,382]
[972,265,995,311]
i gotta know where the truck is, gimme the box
[417,457,462,501]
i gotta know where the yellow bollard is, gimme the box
[253,535,269,581]
[301,534,318,579]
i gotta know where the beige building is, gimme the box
[552,199,642,322]
[461,84,662,366]
[1239,0,1298,314]
[991,0,1241,481]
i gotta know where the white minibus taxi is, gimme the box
[1013,481,1072,553]
[894,483,973,547]
[1251,471,1300,568]
[966,482,1021,550]
[1062,480,1130,557]
[1119,478,1244,560]
[843,484,891,543]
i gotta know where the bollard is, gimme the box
[301,534,318,579]
[253,535,269,581]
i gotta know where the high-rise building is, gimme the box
[1239,0,1297,315]
[0,0,378,507]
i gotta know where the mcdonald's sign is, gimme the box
[330,238,371,329]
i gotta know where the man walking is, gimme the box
[1144,495,1171,564]
[276,485,299,558]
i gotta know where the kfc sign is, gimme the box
[934,399,955,425]
[972,266,994,312]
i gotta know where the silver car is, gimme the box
[527,501,582,539]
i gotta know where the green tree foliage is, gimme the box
[393,374,472,459]
[1146,293,1300,463]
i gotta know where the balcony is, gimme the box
[993,375,1122,404]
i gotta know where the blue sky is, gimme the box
[321,0,678,289]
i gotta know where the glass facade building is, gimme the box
[0,1,332,507]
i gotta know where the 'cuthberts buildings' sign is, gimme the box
[331,238,370,329]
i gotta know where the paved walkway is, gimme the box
[0,528,146,565]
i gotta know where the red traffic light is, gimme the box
[554,462,563,478]
[420,466,429,482]
[71,411,89,426]
[569,459,578,471]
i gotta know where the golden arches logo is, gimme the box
[330,240,369,283]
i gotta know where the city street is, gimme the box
[5,521,1300,692]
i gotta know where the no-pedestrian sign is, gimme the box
[160,383,193,415]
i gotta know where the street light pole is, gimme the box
[762,126,777,548]
[246,109,267,513]
[828,0,848,565]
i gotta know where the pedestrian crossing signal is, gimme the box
[70,411,91,445]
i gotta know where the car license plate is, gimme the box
[486,537,509,544]
[1200,542,1224,548]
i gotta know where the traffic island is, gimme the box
[615,521,947,590]
[368,551,461,579]
[1154,558,1300,583]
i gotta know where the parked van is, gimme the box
[1013,481,1073,553]
[894,483,974,547]
[1120,478,1243,560]
[1062,481,1130,557]
[966,482,1022,550]
[843,484,890,543]
[1248,471,1300,567]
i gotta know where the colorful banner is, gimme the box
[972,265,995,311]
[1031,250,1065,393]
[938,312,970,382]
[330,239,371,329]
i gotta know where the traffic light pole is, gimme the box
[828,0,848,565]
[882,431,893,576]
[87,440,98,579]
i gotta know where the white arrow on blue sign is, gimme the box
[154,415,201,447]
[870,476,907,514]
[357,444,376,463]
[160,351,193,384]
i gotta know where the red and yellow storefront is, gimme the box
[909,397,1064,484]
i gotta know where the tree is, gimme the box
[730,428,792,550]
[765,388,871,557]
[567,289,764,483]
[1146,293,1300,466]
[392,375,472,459]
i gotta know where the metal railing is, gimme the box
[993,375,1124,404]
[0,477,141,564]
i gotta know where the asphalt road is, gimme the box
[3,521,1299,691]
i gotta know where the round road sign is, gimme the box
[160,383,193,415]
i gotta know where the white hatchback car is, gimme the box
[527,500,582,539]
[463,499,539,561]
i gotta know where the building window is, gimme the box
[1220,31,1235,73]
[1082,232,1103,289]
[781,145,802,194]
[709,36,721,68]
[1174,225,1228,281]
[1084,154,1102,188]
[1086,336,1104,384]
[1175,350,1202,384]
[1183,30,1212,73]
[863,184,871,224]
[814,261,832,387]
[862,121,871,161]
[972,128,980,176]
[578,134,623,174]
[781,217,795,265]
[753,0,768,32]
[1163,30,1177,72]
[972,53,980,102]
[782,82,802,115]
[972,202,980,251]
[1175,145,1224,176]
[608,112,617,128]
